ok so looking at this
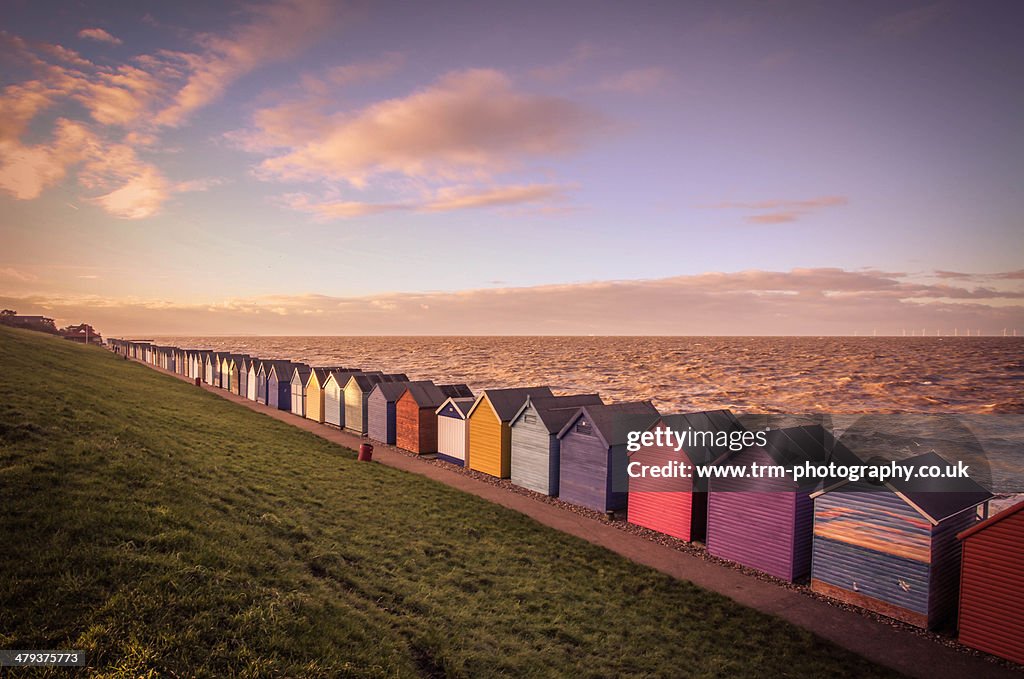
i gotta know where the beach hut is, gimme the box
[556,402,660,513]
[256,360,272,404]
[228,355,248,394]
[247,359,262,401]
[466,387,553,478]
[289,364,311,417]
[706,425,858,581]
[627,410,745,542]
[267,361,300,411]
[509,393,604,496]
[810,451,991,629]
[237,356,250,397]
[957,501,1024,664]
[204,353,217,385]
[344,373,408,435]
[367,380,415,445]
[304,367,357,424]
[322,370,374,428]
[219,354,232,389]
[435,397,476,465]
[396,382,473,454]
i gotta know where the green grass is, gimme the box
[0,326,898,678]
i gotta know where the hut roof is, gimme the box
[439,396,476,418]
[371,380,415,402]
[813,450,992,524]
[558,401,659,447]
[515,394,604,434]
[958,500,1024,540]
[290,365,311,383]
[346,373,386,392]
[439,383,474,399]
[469,387,553,421]
[655,410,746,465]
[403,382,473,407]
[311,367,358,384]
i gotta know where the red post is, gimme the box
[358,443,373,461]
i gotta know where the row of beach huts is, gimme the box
[108,339,1024,667]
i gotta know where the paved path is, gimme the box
[133,359,1020,678]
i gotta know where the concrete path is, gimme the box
[134,359,1020,678]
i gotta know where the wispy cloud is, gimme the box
[874,2,952,37]
[78,28,122,45]
[707,195,848,224]
[595,67,671,94]
[154,0,336,127]
[280,182,575,220]
[529,43,600,83]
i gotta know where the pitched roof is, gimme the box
[516,393,604,434]
[345,373,387,392]
[311,367,358,385]
[886,451,993,522]
[558,401,660,447]
[469,386,553,421]
[403,382,474,407]
[653,410,746,465]
[438,383,474,399]
[958,500,1024,541]
[371,380,415,402]
[435,396,476,418]
[813,450,993,524]
[290,365,311,383]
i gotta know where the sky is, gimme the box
[0,0,1022,335]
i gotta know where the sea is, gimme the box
[152,336,1024,501]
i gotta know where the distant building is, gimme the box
[0,311,58,334]
[60,323,103,344]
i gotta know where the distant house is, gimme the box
[434,397,476,466]
[556,402,660,513]
[509,393,604,496]
[0,312,58,334]
[811,451,991,629]
[957,501,1024,664]
[466,387,553,478]
[396,382,473,454]
[60,323,102,344]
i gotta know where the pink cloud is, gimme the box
[78,28,122,45]
[0,119,95,199]
[154,0,336,126]
[278,182,574,220]
[422,183,573,212]
[253,68,603,186]
[708,195,848,224]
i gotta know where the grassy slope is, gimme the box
[0,326,897,678]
